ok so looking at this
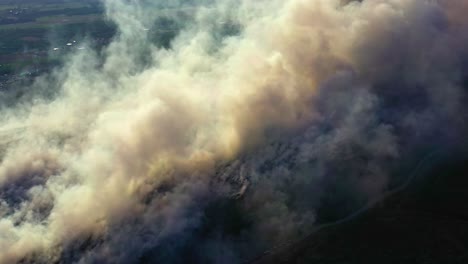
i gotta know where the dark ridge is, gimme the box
[251,150,468,264]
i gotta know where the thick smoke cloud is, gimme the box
[0,0,467,263]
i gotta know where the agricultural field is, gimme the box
[0,0,191,89]
[0,0,112,88]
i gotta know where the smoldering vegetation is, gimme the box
[0,0,468,263]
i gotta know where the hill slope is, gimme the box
[253,153,468,264]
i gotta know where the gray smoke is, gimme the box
[0,0,467,263]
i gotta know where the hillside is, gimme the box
[253,151,468,264]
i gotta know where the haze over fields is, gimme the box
[0,0,468,263]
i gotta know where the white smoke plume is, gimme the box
[0,0,467,263]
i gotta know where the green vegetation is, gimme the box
[0,14,102,30]
[0,0,108,77]
[0,0,192,83]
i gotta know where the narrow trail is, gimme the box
[249,148,446,263]
[314,149,442,230]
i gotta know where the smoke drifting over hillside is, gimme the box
[0,0,467,263]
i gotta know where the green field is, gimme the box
[0,14,102,30]
[0,0,194,79]
[0,1,109,76]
